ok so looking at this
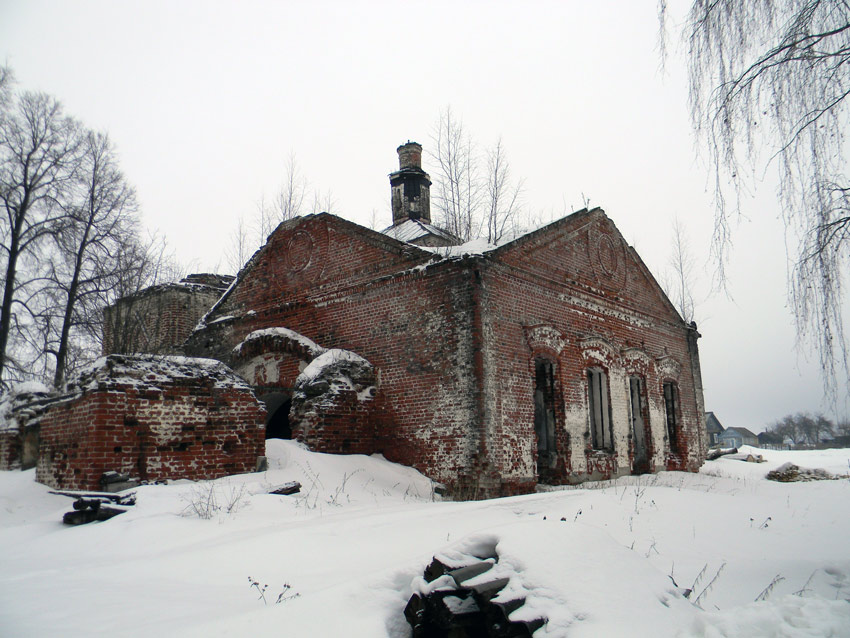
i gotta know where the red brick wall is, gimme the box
[480,211,705,493]
[186,211,705,497]
[35,383,265,491]
[226,215,429,311]
[187,218,482,489]
[0,432,18,470]
[294,389,382,455]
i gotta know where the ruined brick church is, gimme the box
[1,143,706,497]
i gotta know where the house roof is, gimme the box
[705,411,724,433]
[381,219,459,245]
[720,426,759,439]
[198,207,692,335]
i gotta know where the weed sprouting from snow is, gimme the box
[182,481,247,520]
[293,460,323,512]
[327,469,362,506]
[690,564,708,596]
[693,563,726,609]
[755,575,785,602]
[248,577,300,605]
[183,482,218,520]
[669,562,692,597]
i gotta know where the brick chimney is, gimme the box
[389,141,432,225]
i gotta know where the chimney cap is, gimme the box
[397,141,423,170]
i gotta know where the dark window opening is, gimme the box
[260,392,292,440]
[663,381,680,453]
[628,376,649,474]
[403,178,421,200]
[534,358,557,476]
[587,368,613,450]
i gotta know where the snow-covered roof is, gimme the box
[120,273,234,304]
[381,219,459,245]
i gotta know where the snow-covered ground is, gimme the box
[1,443,849,637]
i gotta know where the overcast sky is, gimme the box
[2,0,845,430]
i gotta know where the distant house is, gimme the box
[757,430,786,449]
[705,412,725,447]
[718,427,759,448]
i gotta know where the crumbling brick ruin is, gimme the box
[103,273,233,355]
[181,143,707,496]
[33,355,264,490]
[2,142,707,497]
[0,383,53,471]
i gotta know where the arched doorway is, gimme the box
[259,392,292,440]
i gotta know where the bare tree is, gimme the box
[256,152,307,240]
[662,217,697,324]
[0,66,13,111]
[274,151,307,222]
[39,130,138,386]
[230,152,337,272]
[430,107,483,241]
[224,215,252,275]
[768,411,834,445]
[97,232,182,356]
[663,1,850,393]
[484,138,524,244]
[0,80,82,386]
[310,188,336,215]
[835,418,850,439]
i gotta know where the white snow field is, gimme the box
[1,442,849,637]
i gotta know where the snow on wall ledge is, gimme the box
[0,382,54,471]
[35,354,266,490]
[72,354,255,392]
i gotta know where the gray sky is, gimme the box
[2,0,844,430]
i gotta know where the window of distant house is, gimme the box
[663,381,680,453]
[587,368,613,450]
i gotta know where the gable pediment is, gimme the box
[208,213,430,319]
[493,208,684,324]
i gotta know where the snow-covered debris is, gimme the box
[766,462,844,482]
[407,537,546,635]
[70,354,254,393]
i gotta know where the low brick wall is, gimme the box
[35,355,266,491]
[0,431,18,471]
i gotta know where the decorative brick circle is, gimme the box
[287,231,314,273]
[596,233,620,277]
